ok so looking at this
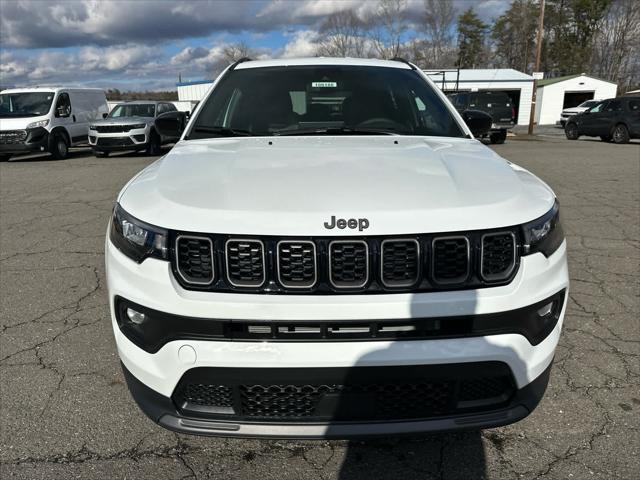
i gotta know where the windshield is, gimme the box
[579,100,599,108]
[189,66,465,138]
[0,92,55,117]
[109,104,155,118]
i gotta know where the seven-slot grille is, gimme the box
[226,239,266,287]
[329,241,369,288]
[0,130,27,144]
[432,236,470,285]
[173,231,519,293]
[277,241,317,288]
[95,125,134,133]
[176,236,214,285]
[381,239,420,287]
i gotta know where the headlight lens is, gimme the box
[130,123,146,129]
[522,200,564,257]
[89,125,97,130]
[26,119,49,129]
[109,203,167,263]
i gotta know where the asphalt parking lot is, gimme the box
[1,136,639,479]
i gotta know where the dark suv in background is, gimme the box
[565,97,640,144]
[448,91,515,144]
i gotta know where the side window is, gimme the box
[156,104,166,115]
[165,103,177,112]
[605,100,622,112]
[55,93,71,117]
[459,93,469,107]
[590,101,606,113]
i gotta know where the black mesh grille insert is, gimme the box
[381,239,420,287]
[0,130,27,144]
[171,364,516,422]
[481,233,516,281]
[432,237,469,284]
[176,236,214,284]
[97,137,133,146]
[329,241,368,288]
[278,241,316,288]
[226,240,265,287]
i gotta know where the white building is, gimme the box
[534,74,618,125]
[424,69,535,126]
[177,80,213,103]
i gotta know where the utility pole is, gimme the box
[528,0,545,135]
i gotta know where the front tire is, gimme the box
[612,124,630,144]
[565,123,579,140]
[146,132,161,156]
[489,130,507,144]
[50,132,70,159]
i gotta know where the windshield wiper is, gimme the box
[274,126,400,136]
[190,126,253,137]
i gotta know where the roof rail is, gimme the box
[390,57,416,70]
[229,57,252,70]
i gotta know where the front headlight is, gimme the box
[522,200,564,257]
[26,119,49,129]
[109,203,167,263]
[130,123,146,129]
[89,125,97,130]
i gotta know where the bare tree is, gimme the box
[368,0,409,59]
[421,0,456,66]
[222,41,253,63]
[590,0,640,90]
[316,9,367,57]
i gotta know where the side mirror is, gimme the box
[462,109,492,137]
[56,106,70,118]
[155,111,186,137]
[102,112,108,119]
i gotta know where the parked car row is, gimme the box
[564,96,640,144]
[0,87,185,161]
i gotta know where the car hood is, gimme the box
[92,116,152,126]
[118,136,555,236]
[0,115,48,130]
[562,107,587,114]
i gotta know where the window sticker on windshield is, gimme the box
[312,82,337,88]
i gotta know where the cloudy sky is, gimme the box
[0,0,511,91]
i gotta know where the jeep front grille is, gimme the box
[329,241,369,288]
[176,236,214,285]
[277,241,317,288]
[381,239,420,287]
[172,231,520,294]
[432,236,470,285]
[225,239,266,287]
[480,232,516,282]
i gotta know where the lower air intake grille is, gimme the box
[432,237,470,284]
[277,241,316,288]
[226,239,265,287]
[329,241,369,288]
[481,232,516,281]
[176,236,214,284]
[97,137,133,146]
[381,239,420,287]
[171,363,516,422]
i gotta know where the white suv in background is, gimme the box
[106,58,569,438]
[89,101,183,157]
[0,87,108,161]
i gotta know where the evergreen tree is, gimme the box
[456,8,488,68]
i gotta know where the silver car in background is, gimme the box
[88,101,182,156]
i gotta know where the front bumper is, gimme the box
[107,237,569,437]
[0,127,49,154]
[89,128,147,151]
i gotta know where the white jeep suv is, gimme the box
[106,58,568,438]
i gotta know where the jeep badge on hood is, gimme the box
[324,216,369,231]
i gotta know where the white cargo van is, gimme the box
[0,87,109,160]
